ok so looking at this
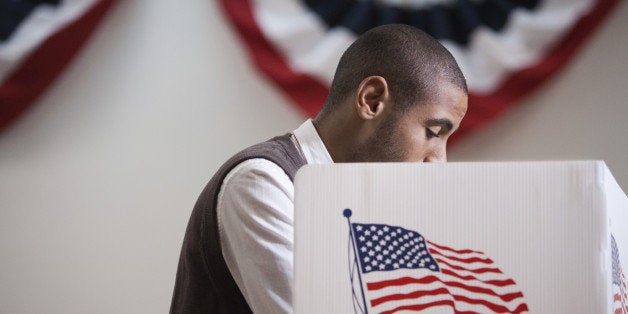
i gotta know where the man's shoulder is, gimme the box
[233,134,295,160]
[218,134,305,183]
[222,158,291,189]
[223,158,286,182]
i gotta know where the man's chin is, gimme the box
[348,150,405,163]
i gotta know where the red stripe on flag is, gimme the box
[440,268,516,287]
[367,275,434,290]
[369,287,522,310]
[0,0,118,133]
[380,296,529,314]
[370,287,450,307]
[367,275,524,303]
[429,248,494,264]
[380,299,477,314]
[427,240,483,254]
[450,294,529,313]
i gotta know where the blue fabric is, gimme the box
[0,0,60,42]
[302,0,541,45]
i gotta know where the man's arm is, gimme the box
[217,158,294,314]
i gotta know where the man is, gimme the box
[171,24,468,313]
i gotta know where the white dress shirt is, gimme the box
[216,119,333,313]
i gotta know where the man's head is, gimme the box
[314,24,468,163]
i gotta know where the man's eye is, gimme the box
[426,128,439,139]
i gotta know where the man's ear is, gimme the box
[355,76,389,120]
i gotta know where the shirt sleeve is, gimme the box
[216,158,294,314]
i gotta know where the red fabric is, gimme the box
[0,0,118,134]
[220,0,328,118]
[455,0,619,144]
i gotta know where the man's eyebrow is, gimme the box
[425,118,453,132]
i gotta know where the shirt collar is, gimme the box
[292,119,333,164]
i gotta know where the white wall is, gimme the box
[0,1,625,313]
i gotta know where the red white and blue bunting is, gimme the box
[0,0,117,133]
[220,0,619,143]
[0,1,619,140]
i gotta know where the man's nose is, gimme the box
[423,146,447,163]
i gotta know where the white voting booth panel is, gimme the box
[293,161,628,314]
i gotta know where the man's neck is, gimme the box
[313,113,358,163]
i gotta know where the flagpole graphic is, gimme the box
[344,208,369,314]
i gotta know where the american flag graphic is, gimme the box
[347,218,528,313]
[612,234,628,314]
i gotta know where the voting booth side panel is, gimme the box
[293,162,621,314]
[604,163,628,314]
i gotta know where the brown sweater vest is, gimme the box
[170,134,307,313]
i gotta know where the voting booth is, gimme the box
[293,161,627,313]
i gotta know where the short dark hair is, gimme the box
[321,24,467,113]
